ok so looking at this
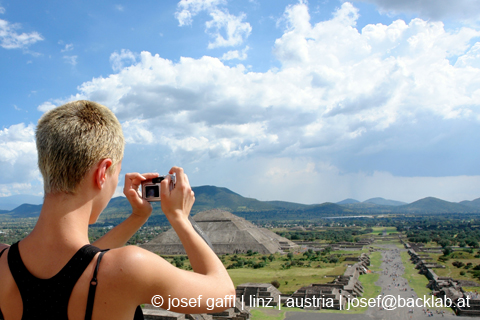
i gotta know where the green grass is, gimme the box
[400,251,431,299]
[370,227,397,232]
[428,253,480,284]
[228,264,347,295]
[344,272,381,312]
[368,251,382,272]
[343,251,382,313]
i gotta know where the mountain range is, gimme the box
[1,186,480,221]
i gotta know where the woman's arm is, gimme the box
[92,172,159,249]
[115,167,235,314]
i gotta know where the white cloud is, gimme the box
[115,4,124,12]
[0,18,44,49]
[37,2,480,202]
[61,43,73,52]
[175,0,226,26]
[221,46,249,60]
[37,101,57,112]
[110,49,137,72]
[456,42,480,69]
[0,123,39,185]
[175,0,251,48]
[0,7,5,14]
[206,10,252,49]
[63,55,77,66]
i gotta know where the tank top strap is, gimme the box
[8,241,101,319]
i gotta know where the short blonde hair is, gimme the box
[36,100,124,194]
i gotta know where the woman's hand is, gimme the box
[123,172,159,219]
[160,167,195,224]
[93,172,160,249]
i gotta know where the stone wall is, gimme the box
[235,283,281,307]
[284,258,368,310]
[407,246,480,317]
[142,300,250,320]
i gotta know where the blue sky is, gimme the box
[1,0,480,204]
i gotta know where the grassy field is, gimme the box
[368,251,382,272]
[228,263,347,295]
[368,227,397,234]
[400,251,431,298]
[426,252,480,285]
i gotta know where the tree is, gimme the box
[271,280,280,289]
[443,247,453,256]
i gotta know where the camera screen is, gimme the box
[145,185,159,198]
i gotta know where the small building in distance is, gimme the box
[142,209,298,255]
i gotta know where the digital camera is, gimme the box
[141,174,176,202]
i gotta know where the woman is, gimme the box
[0,100,235,319]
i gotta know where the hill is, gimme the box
[363,197,406,206]
[8,204,43,218]
[336,198,360,205]
[192,186,275,212]
[0,194,43,211]
[399,197,477,213]
[460,198,480,209]
[1,187,480,221]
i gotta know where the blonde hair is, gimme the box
[36,100,124,194]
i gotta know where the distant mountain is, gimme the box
[264,200,310,210]
[363,197,406,206]
[336,198,360,205]
[8,203,43,218]
[1,187,480,221]
[0,194,43,211]
[460,198,480,209]
[399,197,477,213]
[192,186,275,212]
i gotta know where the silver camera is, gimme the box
[141,174,176,202]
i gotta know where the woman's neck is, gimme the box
[23,192,94,249]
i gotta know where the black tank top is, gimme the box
[0,243,144,320]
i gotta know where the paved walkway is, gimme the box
[285,244,461,320]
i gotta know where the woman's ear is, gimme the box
[95,159,113,190]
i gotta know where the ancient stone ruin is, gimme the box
[142,209,298,255]
[280,256,369,310]
[235,283,282,307]
[408,246,480,317]
[142,299,250,320]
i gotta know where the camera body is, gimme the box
[141,174,176,202]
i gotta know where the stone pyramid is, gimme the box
[141,209,298,255]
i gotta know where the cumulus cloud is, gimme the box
[36,2,480,202]
[49,2,480,168]
[37,101,57,112]
[175,0,227,26]
[221,46,249,61]
[355,0,480,22]
[175,0,251,48]
[206,10,252,48]
[0,17,44,49]
[0,123,39,185]
[110,49,137,72]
